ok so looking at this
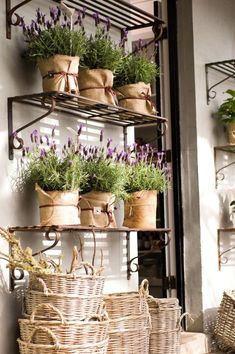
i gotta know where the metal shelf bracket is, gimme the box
[6,0,33,39]
[205,59,235,104]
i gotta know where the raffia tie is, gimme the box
[118,92,155,110]
[40,203,81,217]
[43,71,79,91]
[79,86,116,96]
[81,204,114,227]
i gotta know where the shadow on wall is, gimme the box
[0,267,23,354]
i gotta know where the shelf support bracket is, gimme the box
[205,60,235,104]
[127,232,171,280]
[6,0,33,39]
[8,97,56,160]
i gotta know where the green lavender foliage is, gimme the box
[22,149,88,192]
[80,27,123,71]
[83,158,128,200]
[217,89,235,123]
[114,51,159,87]
[124,162,169,194]
[26,26,87,60]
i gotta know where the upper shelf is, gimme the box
[205,59,235,104]
[6,0,165,39]
[8,91,168,159]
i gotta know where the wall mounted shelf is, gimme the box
[214,145,235,187]
[7,225,171,289]
[217,228,235,270]
[6,0,165,39]
[8,91,168,160]
[205,59,235,104]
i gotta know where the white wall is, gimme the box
[178,0,235,337]
[0,2,137,353]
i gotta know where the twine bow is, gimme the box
[43,70,79,93]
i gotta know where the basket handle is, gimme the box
[28,326,60,348]
[35,277,53,295]
[177,312,194,330]
[30,303,67,325]
[139,278,149,297]
[72,261,96,276]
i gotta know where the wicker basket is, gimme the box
[104,287,150,354]
[104,291,148,319]
[19,303,109,345]
[214,290,235,351]
[140,279,182,354]
[29,263,105,296]
[18,326,108,354]
[25,278,104,321]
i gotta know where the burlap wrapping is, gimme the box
[37,55,80,94]
[79,191,116,228]
[36,184,80,226]
[115,82,156,115]
[227,122,235,144]
[78,69,117,105]
[123,190,157,228]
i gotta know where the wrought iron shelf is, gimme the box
[8,91,168,160]
[214,145,235,187]
[6,0,165,39]
[205,59,235,104]
[217,228,235,270]
[8,225,171,286]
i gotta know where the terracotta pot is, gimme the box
[123,190,157,229]
[37,55,80,94]
[36,184,80,226]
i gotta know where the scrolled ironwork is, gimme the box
[32,229,61,257]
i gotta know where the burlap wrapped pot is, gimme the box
[79,191,116,228]
[36,184,80,226]
[227,122,235,145]
[78,69,116,105]
[123,190,157,228]
[37,55,80,94]
[115,82,156,115]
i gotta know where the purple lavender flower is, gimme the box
[106,148,114,159]
[81,7,86,18]
[49,7,57,21]
[44,134,50,146]
[107,138,112,148]
[68,137,72,148]
[105,17,111,31]
[92,12,100,26]
[40,135,43,144]
[51,126,56,138]
[40,148,47,159]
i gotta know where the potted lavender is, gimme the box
[79,16,123,105]
[79,130,128,228]
[19,127,88,226]
[123,145,169,228]
[20,6,87,94]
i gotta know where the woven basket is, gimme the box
[140,279,182,354]
[214,290,235,351]
[25,278,104,321]
[19,303,109,346]
[18,326,108,354]
[29,263,105,296]
[104,286,150,354]
[104,291,148,319]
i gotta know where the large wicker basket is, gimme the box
[140,279,182,354]
[104,287,150,354]
[214,290,235,351]
[25,278,104,321]
[29,263,105,296]
[18,326,108,354]
[19,303,109,346]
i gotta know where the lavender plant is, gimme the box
[19,128,88,192]
[80,18,123,71]
[20,6,87,61]
[114,48,159,87]
[78,131,128,200]
[124,144,170,194]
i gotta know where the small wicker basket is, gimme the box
[19,303,109,346]
[104,285,150,354]
[25,278,104,321]
[29,262,105,296]
[214,290,235,351]
[18,326,108,354]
